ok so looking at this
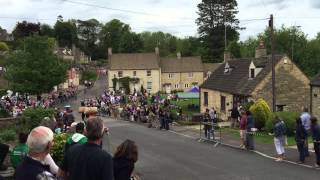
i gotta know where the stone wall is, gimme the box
[0,117,18,130]
[108,69,161,94]
[200,88,233,120]
[162,72,204,92]
[252,56,310,112]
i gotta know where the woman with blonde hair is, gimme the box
[114,139,139,180]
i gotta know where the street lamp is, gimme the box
[292,25,301,61]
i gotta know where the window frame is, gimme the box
[147,70,151,77]
[204,92,208,106]
[118,71,123,78]
[220,96,226,111]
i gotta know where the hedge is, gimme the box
[265,111,299,136]
[249,98,272,130]
[20,107,55,130]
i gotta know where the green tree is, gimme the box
[5,36,68,95]
[239,37,259,58]
[196,0,240,62]
[0,42,9,51]
[40,24,54,37]
[249,98,272,130]
[54,19,77,48]
[76,19,101,58]
[12,21,40,40]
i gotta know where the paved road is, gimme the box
[71,75,320,180]
[104,118,319,180]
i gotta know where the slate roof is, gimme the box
[310,73,320,86]
[203,63,222,73]
[161,57,203,73]
[109,53,160,70]
[200,55,284,96]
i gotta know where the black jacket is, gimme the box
[295,124,307,143]
[113,157,134,180]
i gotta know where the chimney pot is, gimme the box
[255,40,267,58]
[108,48,112,56]
[177,52,181,59]
[155,47,159,55]
[224,51,231,63]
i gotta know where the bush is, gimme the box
[80,70,97,84]
[0,129,16,143]
[249,98,272,130]
[265,112,299,136]
[20,107,55,130]
[51,133,70,166]
[0,109,10,118]
[243,101,254,111]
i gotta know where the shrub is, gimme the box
[265,111,299,136]
[243,101,254,111]
[20,107,55,130]
[80,70,97,84]
[51,133,70,166]
[0,129,16,143]
[0,109,10,118]
[249,98,272,130]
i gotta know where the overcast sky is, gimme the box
[1,0,320,41]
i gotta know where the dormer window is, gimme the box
[224,63,230,74]
[250,68,255,78]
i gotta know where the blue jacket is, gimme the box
[246,115,255,131]
[273,121,286,137]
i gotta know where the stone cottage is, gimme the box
[107,48,161,94]
[310,73,320,119]
[200,45,310,120]
[161,53,204,93]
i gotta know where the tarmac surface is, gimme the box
[72,75,320,180]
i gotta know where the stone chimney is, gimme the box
[255,40,267,58]
[155,47,159,56]
[224,51,231,63]
[108,48,112,56]
[177,52,181,59]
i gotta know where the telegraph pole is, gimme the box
[269,14,276,112]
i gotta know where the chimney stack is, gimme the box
[224,51,231,63]
[155,47,159,56]
[255,40,267,58]
[177,52,181,59]
[108,48,112,56]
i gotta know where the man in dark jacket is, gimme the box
[295,117,307,163]
[311,117,320,168]
[230,104,240,128]
[246,110,255,150]
[60,117,114,180]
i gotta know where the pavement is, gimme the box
[169,124,318,168]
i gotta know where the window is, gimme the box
[133,71,136,77]
[118,71,123,78]
[184,84,189,88]
[250,69,255,78]
[174,84,179,89]
[147,70,151,76]
[204,92,208,106]
[220,96,226,111]
[147,82,152,90]
[169,73,174,78]
[188,73,193,78]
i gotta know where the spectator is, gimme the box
[0,143,9,171]
[310,117,320,168]
[60,117,114,180]
[273,117,286,162]
[230,104,240,128]
[300,107,311,157]
[246,110,255,150]
[239,111,247,149]
[10,132,29,169]
[65,122,88,153]
[209,107,217,139]
[203,109,211,139]
[15,126,56,180]
[295,117,307,164]
[113,140,139,180]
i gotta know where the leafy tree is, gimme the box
[227,40,240,58]
[40,24,54,37]
[76,19,101,58]
[196,0,240,62]
[5,36,68,95]
[12,21,40,40]
[0,27,10,41]
[0,42,9,51]
[239,37,259,58]
[54,19,77,48]
[119,32,143,53]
